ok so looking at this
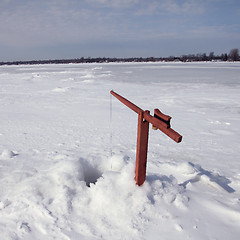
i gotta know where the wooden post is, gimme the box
[135,110,150,186]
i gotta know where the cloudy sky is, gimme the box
[0,0,239,61]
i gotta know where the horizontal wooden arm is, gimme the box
[110,90,143,114]
[110,90,182,143]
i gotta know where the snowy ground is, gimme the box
[0,61,240,239]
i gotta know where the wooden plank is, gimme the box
[135,111,149,186]
[110,90,143,114]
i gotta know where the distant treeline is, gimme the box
[0,48,239,66]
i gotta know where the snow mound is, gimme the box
[0,149,17,159]
[0,152,191,240]
[52,87,69,92]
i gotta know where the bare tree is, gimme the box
[209,52,214,61]
[221,53,228,61]
[228,48,239,61]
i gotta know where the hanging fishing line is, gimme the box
[110,90,113,159]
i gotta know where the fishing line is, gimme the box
[110,90,113,163]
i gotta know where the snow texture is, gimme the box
[0,62,240,239]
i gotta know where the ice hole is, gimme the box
[80,158,102,187]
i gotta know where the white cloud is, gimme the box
[86,0,139,8]
[135,0,205,15]
[1,0,12,3]
[0,1,129,47]
[181,0,205,14]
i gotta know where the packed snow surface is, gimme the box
[0,62,240,239]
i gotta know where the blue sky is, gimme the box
[0,0,239,61]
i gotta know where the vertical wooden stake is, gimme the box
[135,110,150,186]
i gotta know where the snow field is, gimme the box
[0,62,240,239]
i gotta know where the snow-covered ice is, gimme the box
[0,62,240,239]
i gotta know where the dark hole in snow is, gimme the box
[80,158,103,187]
[84,167,102,187]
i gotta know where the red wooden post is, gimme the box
[110,90,182,186]
[135,110,150,186]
